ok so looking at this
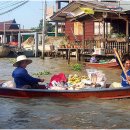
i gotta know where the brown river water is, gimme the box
[0,57,130,129]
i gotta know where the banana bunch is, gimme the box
[68,74,89,85]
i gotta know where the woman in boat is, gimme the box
[121,54,130,87]
[12,55,45,89]
[90,52,98,63]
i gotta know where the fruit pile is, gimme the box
[68,74,89,85]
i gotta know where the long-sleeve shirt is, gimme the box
[12,67,41,88]
[90,56,97,63]
[121,69,130,87]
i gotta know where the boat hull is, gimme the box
[0,87,130,99]
[86,62,120,68]
[0,46,10,57]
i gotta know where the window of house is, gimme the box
[94,22,110,35]
[74,22,83,35]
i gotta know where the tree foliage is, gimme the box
[31,19,55,32]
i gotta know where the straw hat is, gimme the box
[92,52,98,55]
[13,55,32,67]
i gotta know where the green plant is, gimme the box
[71,63,82,71]
[9,58,16,64]
[60,41,65,45]
[33,70,51,77]
[116,33,126,38]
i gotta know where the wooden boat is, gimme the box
[0,85,130,99]
[86,61,120,68]
[0,45,10,57]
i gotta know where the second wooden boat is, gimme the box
[86,61,120,68]
[0,45,10,57]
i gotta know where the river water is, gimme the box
[0,57,130,129]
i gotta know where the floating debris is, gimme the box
[9,58,16,64]
[33,70,51,77]
[70,63,82,71]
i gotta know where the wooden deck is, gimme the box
[57,48,116,63]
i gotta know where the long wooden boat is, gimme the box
[0,85,130,99]
[86,61,120,68]
[0,45,10,57]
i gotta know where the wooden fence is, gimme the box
[84,40,129,55]
[105,41,129,54]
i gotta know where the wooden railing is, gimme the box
[105,41,129,54]
[84,40,129,54]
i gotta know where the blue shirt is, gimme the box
[121,69,130,87]
[90,56,97,63]
[12,67,40,88]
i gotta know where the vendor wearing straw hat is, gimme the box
[12,55,45,89]
[90,52,98,63]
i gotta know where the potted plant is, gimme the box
[107,33,116,41]
[116,33,126,42]
[59,41,66,48]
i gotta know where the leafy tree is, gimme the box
[31,19,55,32]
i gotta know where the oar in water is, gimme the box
[113,48,130,84]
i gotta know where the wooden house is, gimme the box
[0,19,32,44]
[51,1,130,54]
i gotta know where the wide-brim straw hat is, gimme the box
[92,52,98,56]
[13,55,32,67]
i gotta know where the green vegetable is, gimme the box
[70,63,82,71]
[33,70,51,77]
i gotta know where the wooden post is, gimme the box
[41,0,47,59]
[83,21,85,50]
[34,32,38,57]
[103,19,106,48]
[55,22,58,37]
[126,19,129,53]
[82,21,85,62]
[68,49,71,64]
[3,22,6,44]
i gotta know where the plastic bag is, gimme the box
[49,73,67,87]
[86,69,107,87]
[1,81,16,88]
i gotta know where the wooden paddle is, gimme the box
[113,48,130,84]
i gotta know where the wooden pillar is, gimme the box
[126,19,129,53]
[18,33,21,49]
[99,21,101,37]
[55,21,58,37]
[106,22,108,38]
[102,19,106,48]
[68,49,70,64]
[83,21,85,49]
[81,21,85,62]
[126,19,129,37]
[34,32,38,57]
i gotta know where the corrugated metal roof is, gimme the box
[50,0,126,21]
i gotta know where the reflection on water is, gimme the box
[0,57,129,129]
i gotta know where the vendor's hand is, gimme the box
[40,79,44,82]
[127,75,130,79]
[126,76,130,84]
